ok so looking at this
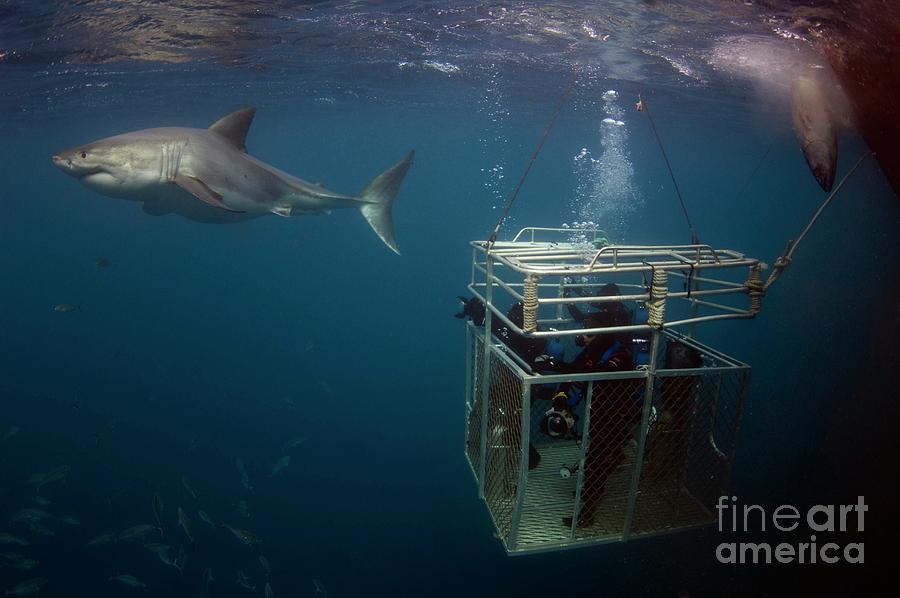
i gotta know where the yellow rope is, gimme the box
[522,274,539,333]
[647,268,668,328]
[746,264,765,315]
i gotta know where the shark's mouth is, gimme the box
[79,171,117,187]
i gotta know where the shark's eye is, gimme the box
[80,151,87,159]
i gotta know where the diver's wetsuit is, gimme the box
[555,335,642,526]
[458,296,546,366]
[458,296,547,469]
[567,298,633,330]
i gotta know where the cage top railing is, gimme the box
[472,228,760,276]
[467,226,768,335]
[510,226,612,244]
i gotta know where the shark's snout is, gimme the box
[52,152,100,179]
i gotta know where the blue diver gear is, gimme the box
[565,386,582,407]
[599,340,621,365]
[632,303,651,367]
[546,338,565,361]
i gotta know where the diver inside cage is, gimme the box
[456,296,565,471]
[563,281,633,329]
[533,310,644,528]
[534,313,706,527]
[532,280,645,372]
[455,296,560,367]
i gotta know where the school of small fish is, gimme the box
[0,426,324,597]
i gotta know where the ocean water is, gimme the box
[1,2,898,597]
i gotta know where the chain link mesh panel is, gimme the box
[481,349,525,545]
[629,368,747,537]
[679,369,747,510]
[464,334,485,481]
[571,378,646,539]
[464,328,748,553]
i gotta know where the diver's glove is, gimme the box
[454,296,486,326]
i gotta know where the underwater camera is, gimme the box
[559,463,579,479]
[540,392,577,439]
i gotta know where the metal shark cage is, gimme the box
[463,228,763,554]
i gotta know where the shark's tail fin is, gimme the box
[359,151,414,255]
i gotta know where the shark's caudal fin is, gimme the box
[359,151,414,255]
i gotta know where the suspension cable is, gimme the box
[485,71,579,251]
[638,93,699,245]
[763,150,875,291]
[734,140,775,205]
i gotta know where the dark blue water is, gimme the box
[1,2,898,597]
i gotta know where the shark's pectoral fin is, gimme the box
[175,175,243,213]
[270,205,293,217]
[142,200,171,216]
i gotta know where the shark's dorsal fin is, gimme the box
[208,107,256,152]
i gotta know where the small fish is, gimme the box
[177,507,194,544]
[313,578,328,597]
[198,510,215,527]
[25,465,70,490]
[236,570,256,593]
[201,568,214,593]
[1,426,19,442]
[222,523,261,546]
[0,533,29,546]
[85,532,114,547]
[53,303,78,313]
[9,508,52,524]
[5,577,48,596]
[26,523,53,537]
[235,458,253,492]
[118,524,159,542]
[0,553,39,571]
[109,574,146,589]
[264,581,274,598]
[143,543,179,570]
[258,555,270,578]
[95,257,112,268]
[152,492,164,538]
[4,559,39,571]
[281,436,305,452]
[181,476,198,500]
[173,546,188,572]
[269,456,290,477]
[30,497,50,507]
[57,515,80,526]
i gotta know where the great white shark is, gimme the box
[791,74,837,193]
[52,107,413,254]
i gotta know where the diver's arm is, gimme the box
[567,301,588,323]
